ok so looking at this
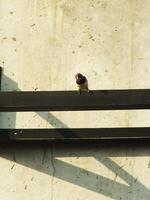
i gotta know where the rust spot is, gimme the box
[88,33,95,41]
[11,164,15,170]
[10,11,14,15]
[25,185,27,190]
[30,24,36,27]
[3,37,7,40]
[12,37,16,41]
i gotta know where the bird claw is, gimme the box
[77,90,92,95]
[78,90,81,95]
[88,90,92,94]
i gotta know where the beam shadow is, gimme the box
[37,112,78,138]
[0,144,150,199]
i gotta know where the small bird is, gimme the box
[75,73,90,94]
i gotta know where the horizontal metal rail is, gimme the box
[0,127,150,141]
[1,66,150,141]
[0,89,150,111]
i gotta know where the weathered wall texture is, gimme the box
[0,0,150,199]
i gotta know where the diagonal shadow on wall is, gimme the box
[94,154,150,199]
[0,144,150,200]
[0,141,150,199]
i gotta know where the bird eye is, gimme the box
[75,74,78,79]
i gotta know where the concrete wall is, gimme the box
[0,0,150,199]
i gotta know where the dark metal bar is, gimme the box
[0,89,150,111]
[0,67,2,91]
[0,127,150,141]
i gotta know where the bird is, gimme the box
[75,73,90,94]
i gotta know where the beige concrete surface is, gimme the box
[0,0,150,199]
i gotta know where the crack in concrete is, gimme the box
[46,112,49,128]
[51,145,56,200]
[42,147,47,165]
[13,151,16,162]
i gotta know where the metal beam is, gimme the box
[0,89,150,111]
[0,67,2,91]
[0,127,150,141]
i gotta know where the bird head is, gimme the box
[75,73,84,81]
